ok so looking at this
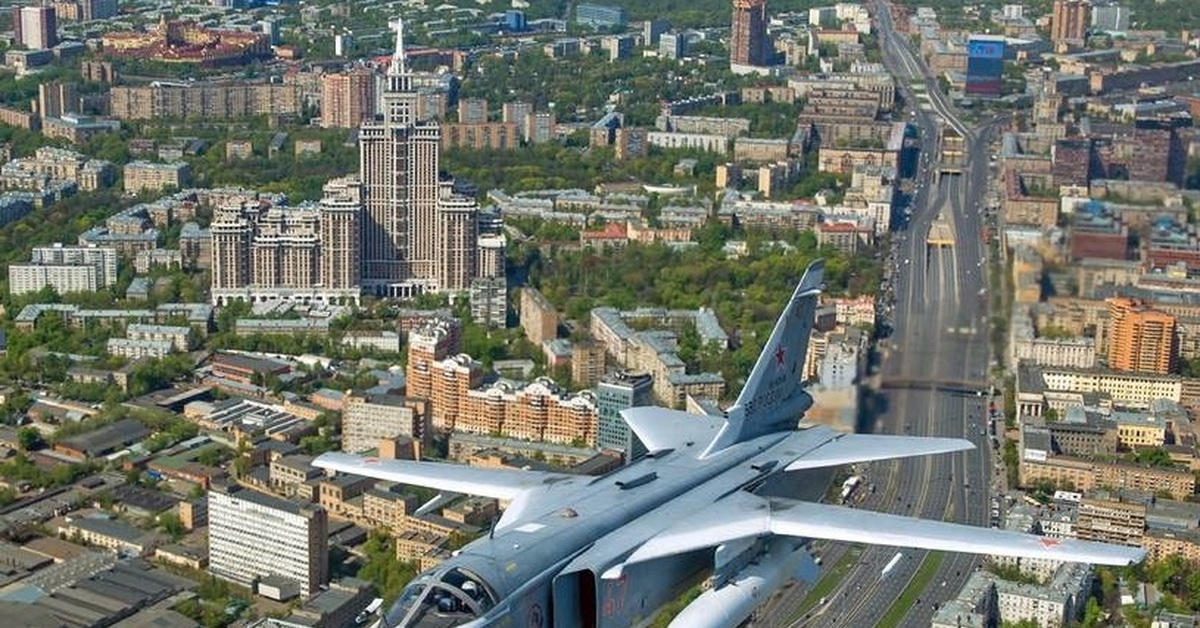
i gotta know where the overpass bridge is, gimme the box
[927,216,954,248]
[879,377,993,396]
[935,124,965,180]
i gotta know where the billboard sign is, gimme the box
[968,39,1005,60]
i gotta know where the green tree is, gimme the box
[158,512,186,541]
[16,427,44,451]
[357,529,419,603]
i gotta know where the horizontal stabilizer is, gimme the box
[622,407,726,454]
[784,434,973,471]
[612,493,1143,575]
[313,453,573,502]
[770,500,1145,566]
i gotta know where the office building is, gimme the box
[358,21,481,297]
[321,69,375,129]
[575,3,627,28]
[342,394,427,453]
[209,178,361,306]
[83,0,117,21]
[730,0,770,68]
[644,19,669,45]
[596,371,654,457]
[13,6,57,50]
[1051,0,1090,43]
[504,10,526,31]
[208,484,328,598]
[601,35,634,61]
[965,35,1005,97]
[1091,3,1130,32]
[660,32,685,59]
[1107,297,1176,375]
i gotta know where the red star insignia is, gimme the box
[774,345,786,367]
[364,457,379,465]
[1038,538,1062,550]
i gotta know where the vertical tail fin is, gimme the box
[703,260,824,456]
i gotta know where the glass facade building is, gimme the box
[965,35,1006,97]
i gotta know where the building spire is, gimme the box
[389,17,407,76]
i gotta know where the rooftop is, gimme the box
[57,419,150,458]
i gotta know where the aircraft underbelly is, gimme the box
[595,550,710,628]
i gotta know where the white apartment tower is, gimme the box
[358,19,480,297]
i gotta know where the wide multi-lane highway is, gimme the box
[756,2,1002,626]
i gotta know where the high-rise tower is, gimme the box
[1050,0,1090,44]
[1106,297,1176,375]
[730,0,769,68]
[358,19,479,297]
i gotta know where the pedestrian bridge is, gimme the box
[880,377,992,395]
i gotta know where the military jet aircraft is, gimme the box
[316,259,1143,628]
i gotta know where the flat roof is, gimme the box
[57,419,149,457]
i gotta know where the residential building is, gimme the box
[730,0,770,69]
[209,179,361,306]
[9,243,118,295]
[520,287,558,346]
[406,317,462,402]
[123,161,190,194]
[1075,497,1146,546]
[1051,0,1090,43]
[126,323,192,351]
[358,24,481,297]
[108,84,301,120]
[208,483,328,598]
[457,98,488,124]
[456,378,598,446]
[1107,297,1176,375]
[107,337,172,359]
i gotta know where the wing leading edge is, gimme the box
[313,452,577,529]
[607,493,1143,578]
[783,433,975,471]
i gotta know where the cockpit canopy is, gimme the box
[383,566,498,628]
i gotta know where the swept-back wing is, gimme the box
[611,493,1143,576]
[783,434,974,471]
[769,500,1145,565]
[314,452,574,500]
[314,452,579,529]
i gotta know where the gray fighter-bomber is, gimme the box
[316,260,1144,628]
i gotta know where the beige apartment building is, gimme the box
[320,69,375,129]
[520,287,558,346]
[124,161,190,194]
[209,178,361,306]
[109,83,301,120]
